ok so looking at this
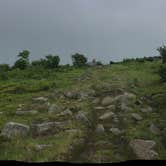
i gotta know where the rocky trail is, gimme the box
[0,68,165,162]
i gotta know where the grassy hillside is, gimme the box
[0,60,166,162]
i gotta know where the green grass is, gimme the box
[0,60,166,161]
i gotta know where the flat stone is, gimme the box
[94,106,105,110]
[31,121,64,136]
[33,97,48,102]
[110,128,122,135]
[1,122,30,138]
[129,139,158,160]
[15,110,38,115]
[149,123,161,135]
[57,109,73,116]
[99,112,115,120]
[106,105,116,110]
[131,113,143,121]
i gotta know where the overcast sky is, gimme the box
[0,0,166,65]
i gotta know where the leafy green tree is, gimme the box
[45,55,60,68]
[14,50,30,70]
[71,53,87,67]
[157,45,166,63]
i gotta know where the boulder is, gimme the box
[1,122,30,138]
[99,112,115,120]
[131,113,143,121]
[129,139,158,159]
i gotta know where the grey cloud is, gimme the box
[0,0,165,65]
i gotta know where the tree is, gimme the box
[157,45,166,63]
[14,50,30,70]
[45,55,60,68]
[71,53,87,67]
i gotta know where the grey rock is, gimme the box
[120,103,132,112]
[101,96,114,106]
[99,112,115,120]
[106,105,116,110]
[131,113,143,121]
[33,97,48,102]
[94,106,105,110]
[0,112,3,115]
[31,121,64,136]
[110,128,122,135]
[141,106,153,113]
[64,91,79,99]
[92,98,100,105]
[149,123,161,135]
[95,124,105,133]
[48,104,61,114]
[1,122,30,138]
[129,139,158,160]
[75,112,91,126]
[15,110,38,115]
[35,144,52,151]
[114,92,136,104]
[57,109,73,116]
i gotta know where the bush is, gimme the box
[71,53,87,67]
[158,64,166,82]
[0,64,10,71]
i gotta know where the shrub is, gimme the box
[158,64,166,82]
[71,53,87,67]
[157,45,166,63]
[0,64,10,71]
